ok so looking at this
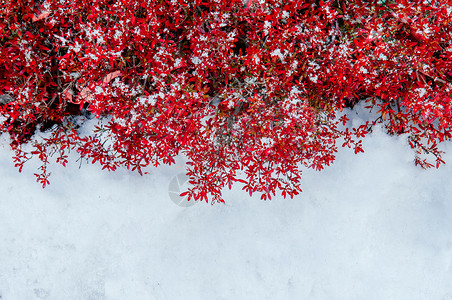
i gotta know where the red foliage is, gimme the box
[1,0,451,202]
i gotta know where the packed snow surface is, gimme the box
[0,126,452,299]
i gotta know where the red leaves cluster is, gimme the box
[1,0,451,202]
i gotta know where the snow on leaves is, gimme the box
[1,0,452,202]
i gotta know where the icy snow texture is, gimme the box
[0,126,452,299]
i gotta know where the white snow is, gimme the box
[0,121,452,299]
[191,56,201,65]
[263,21,271,36]
[416,87,427,98]
[270,48,287,62]
[309,74,319,83]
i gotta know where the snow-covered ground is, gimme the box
[1,124,452,299]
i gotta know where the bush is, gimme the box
[1,0,451,202]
